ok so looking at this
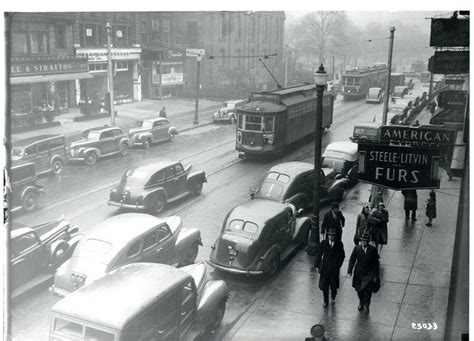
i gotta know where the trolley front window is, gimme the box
[263,116,274,133]
[244,115,262,131]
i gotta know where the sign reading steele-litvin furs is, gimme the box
[358,143,440,190]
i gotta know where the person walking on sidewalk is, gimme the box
[313,228,345,308]
[354,205,371,245]
[321,202,345,242]
[425,190,437,226]
[159,107,167,118]
[347,233,380,314]
[402,189,418,221]
[369,202,389,254]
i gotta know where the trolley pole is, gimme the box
[193,54,202,125]
[428,72,434,102]
[106,23,115,126]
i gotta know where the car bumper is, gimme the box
[68,156,86,162]
[366,99,381,103]
[107,200,146,210]
[213,117,231,122]
[49,284,71,298]
[206,260,263,275]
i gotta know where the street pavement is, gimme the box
[10,98,222,143]
[224,109,462,341]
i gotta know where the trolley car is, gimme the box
[235,84,334,157]
[341,64,388,100]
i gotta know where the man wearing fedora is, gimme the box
[314,228,345,308]
[347,233,380,313]
[321,202,345,242]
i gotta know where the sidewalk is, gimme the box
[224,108,461,340]
[10,98,222,143]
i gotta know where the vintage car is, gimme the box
[250,161,349,210]
[51,213,202,297]
[108,158,207,214]
[392,85,409,99]
[50,263,228,341]
[9,163,45,213]
[213,99,246,124]
[68,126,132,165]
[208,200,311,276]
[322,141,359,186]
[10,217,81,298]
[128,117,178,149]
[11,134,67,175]
[366,87,385,104]
[351,122,382,143]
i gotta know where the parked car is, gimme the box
[50,262,228,341]
[366,87,385,104]
[68,126,132,165]
[213,99,246,124]
[11,134,67,175]
[250,161,349,210]
[128,118,178,149]
[208,200,311,276]
[392,86,409,99]
[108,158,207,214]
[51,213,202,297]
[351,122,382,143]
[10,216,81,298]
[322,141,359,186]
[9,163,45,212]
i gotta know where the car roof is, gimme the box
[225,99,245,104]
[267,161,313,178]
[52,263,191,331]
[127,158,179,175]
[354,122,382,129]
[369,87,382,91]
[324,141,358,156]
[12,134,64,148]
[227,200,291,227]
[144,117,168,123]
[88,126,122,133]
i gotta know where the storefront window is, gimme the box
[29,32,48,55]
[11,32,28,55]
[115,26,129,48]
[55,25,66,49]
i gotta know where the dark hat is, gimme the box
[359,233,370,242]
[377,202,385,208]
[331,202,339,209]
[310,324,326,337]
[327,228,338,236]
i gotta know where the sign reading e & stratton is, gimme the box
[358,143,440,190]
[11,57,89,77]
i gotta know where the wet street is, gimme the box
[10,98,386,340]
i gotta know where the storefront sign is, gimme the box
[250,92,280,101]
[161,73,184,84]
[76,48,142,61]
[11,58,89,77]
[437,90,468,108]
[430,18,469,47]
[186,48,205,57]
[380,125,456,167]
[358,143,440,189]
[168,50,183,58]
[428,51,469,74]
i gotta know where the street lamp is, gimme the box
[307,63,328,256]
[106,23,115,126]
[193,53,203,125]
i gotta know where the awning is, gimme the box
[10,72,93,85]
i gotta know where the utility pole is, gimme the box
[284,45,289,87]
[428,72,434,102]
[106,23,115,126]
[193,53,202,125]
[332,54,335,81]
[382,26,395,125]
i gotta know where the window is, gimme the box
[274,19,279,42]
[219,12,227,40]
[264,116,274,132]
[53,318,83,337]
[149,171,165,185]
[88,62,108,72]
[251,16,257,42]
[115,26,129,48]
[181,282,195,305]
[140,306,159,335]
[141,21,147,44]
[244,115,262,131]
[84,327,114,341]
[165,167,176,179]
[24,145,36,156]
[100,130,114,139]
[186,21,198,44]
[174,163,184,175]
[156,292,179,322]
[266,172,290,183]
[152,19,160,30]
[55,25,66,49]
[12,32,28,55]
[126,240,141,258]
[11,232,38,257]
[249,49,256,68]
[49,137,65,149]
[153,120,162,128]
[152,18,161,41]
[38,142,48,153]
[143,231,157,250]
[116,61,129,71]
[156,225,170,241]
[112,129,123,137]
[228,220,258,234]
[162,18,170,46]
[29,32,48,54]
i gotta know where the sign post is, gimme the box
[186,49,205,125]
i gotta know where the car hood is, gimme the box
[128,127,148,135]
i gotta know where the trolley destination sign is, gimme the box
[358,143,440,190]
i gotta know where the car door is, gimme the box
[155,224,177,264]
[151,120,162,141]
[154,291,179,341]
[111,129,125,151]
[173,163,187,196]
[36,141,50,174]
[279,211,294,248]
[21,145,37,168]
[163,166,179,199]
[99,130,115,154]
[10,232,46,289]
[178,282,197,339]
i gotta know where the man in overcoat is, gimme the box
[321,202,345,242]
[314,228,345,308]
[347,233,380,313]
[402,189,418,221]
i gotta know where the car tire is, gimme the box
[264,254,280,276]
[51,159,63,175]
[84,152,97,166]
[142,138,151,149]
[192,181,203,195]
[208,300,226,331]
[181,241,199,266]
[230,115,236,124]
[150,194,166,214]
[22,191,39,212]
[119,143,129,156]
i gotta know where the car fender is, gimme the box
[328,178,349,196]
[176,227,202,262]
[79,147,102,158]
[20,185,44,201]
[261,244,282,263]
[63,233,84,260]
[168,126,179,136]
[119,137,132,148]
[49,239,70,266]
[135,131,153,142]
[144,187,168,203]
[187,170,207,184]
[196,280,228,326]
[294,216,311,243]
[50,155,66,167]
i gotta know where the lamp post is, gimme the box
[307,64,328,256]
[193,53,202,125]
[106,23,115,126]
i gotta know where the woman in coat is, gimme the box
[313,229,345,308]
[426,190,437,226]
[369,202,389,253]
[354,205,371,245]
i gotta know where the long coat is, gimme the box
[314,239,345,291]
[355,213,371,240]
[426,198,437,219]
[321,210,345,239]
[347,244,380,292]
[402,190,418,210]
[369,208,389,245]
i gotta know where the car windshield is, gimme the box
[369,89,380,96]
[322,157,345,172]
[121,169,148,186]
[228,219,259,234]
[257,181,284,201]
[11,148,24,160]
[139,120,153,129]
[86,131,101,140]
[81,239,113,255]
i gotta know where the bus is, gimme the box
[341,64,388,100]
[235,84,334,157]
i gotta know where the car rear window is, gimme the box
[228,219,258,234]
[266,172,290,183]
[81,239,113,255]
[121,169,148,186]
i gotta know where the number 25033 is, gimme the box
[411,322,438,330]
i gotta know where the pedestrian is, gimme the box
[159,107,167,118]
[368,202,389,254]
[354,205,371,245]
[401,189,418,221]
[305,324,329,341]
[321,202,345,242]
[313,228,345,308]
[347,233,380,314]
[425,190,437,227]
[53,92,61,116]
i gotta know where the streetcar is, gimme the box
[235,84,334,157]
[420,71,431,84]
[341,64,388,100]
